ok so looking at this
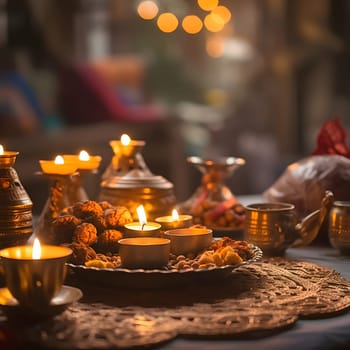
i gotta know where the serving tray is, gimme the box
[67,244,262,289]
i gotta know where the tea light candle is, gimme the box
[0,238,72,308]
[124,205,161,237]
[110,133,145,157]
[39,155,78,175]
[0,144,19,167]
[118,237,170,269]
[63,150,101,171]
[155,209,193,230]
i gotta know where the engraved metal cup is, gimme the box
[0,245,72,309]
[328,201,350,254]
[244,191,333,256]
[244,203,298,256]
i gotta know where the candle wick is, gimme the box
[141,223,145,231]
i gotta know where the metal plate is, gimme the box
[68,244,262,289]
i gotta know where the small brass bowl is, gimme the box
[0,245,72,309]
[118,237,170,269]
[164,228,213,256]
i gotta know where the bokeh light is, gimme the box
[212,5,231,24]
[204,13,225,32]
[137,1,159,20]
[206,36,225,57]
[197,0,219,12]
[157,12,179,33]
[182,15,203,34]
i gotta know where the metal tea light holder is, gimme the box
[0,151,33,249]
[99,138,176,220]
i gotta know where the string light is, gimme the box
[182,15,203,34]
[197,0,219,12]
[137,1,159,20]
[157,12,179,33]
[212,5,231,24]
[204,12,225,32]
[137,0,231,35]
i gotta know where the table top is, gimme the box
[1,245,349,350]
[161,245,350,350]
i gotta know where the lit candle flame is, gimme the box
[136,205,147,230]
[54,155,64,164]
[121,134,131,146]
[0,145,3,155]
[172,209,179,221]
[79,150,90,161]
[32,238,41,259]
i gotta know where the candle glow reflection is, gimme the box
[137,205,147,229]
[172,209,179,221]
[121,134,131,145]
[32,238,41,259]
[0,145,3,155]
[79,150,90,161]
[54,155,64,165]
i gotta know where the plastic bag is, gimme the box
[262,154,350,218]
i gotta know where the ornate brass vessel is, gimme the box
[99,139,176,220]
[0,151,33,249]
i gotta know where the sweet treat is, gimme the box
[73,222,98,246]
[192,201,246,229]
[104,206,133,228]
[96,229,123,253]
[52,215,82,244]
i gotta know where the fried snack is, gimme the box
[96,229,123,253]
[52,215,82,244]
[66,242,96,265]
[208,236,253,260]
[104,206,133,228]
[73,222,98,245]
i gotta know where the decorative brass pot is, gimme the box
[0,152,33,249]
[99,139,176,220]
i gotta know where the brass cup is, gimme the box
[0,245,72,309]
[164,228,213,256]
[329,201,350,254]
[244,202,296,256]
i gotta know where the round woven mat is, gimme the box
[2,259,350,349]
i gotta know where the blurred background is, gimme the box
[0,0,349,214]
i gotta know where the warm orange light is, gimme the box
[204,13,225,32]
[206,36,225,57]
[137,205,147,226]
[0,145,3,155]
[197,0,218,12]
[182,15,203,34]
[54,155,64,165]
[32,238,41,259]
[172,209,179,221]
[212,5,231,24]
[157,12,179,33]
[137,0,159,20]
[79,150,90,161]
[121,134,131,146]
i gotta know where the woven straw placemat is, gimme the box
[2,258,350,349]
